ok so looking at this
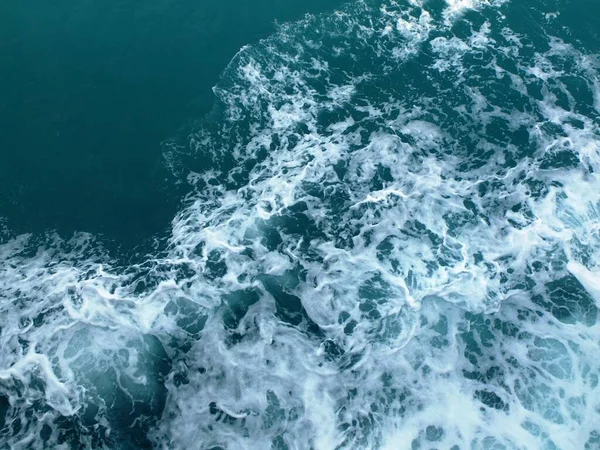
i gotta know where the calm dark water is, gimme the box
[1,0,600,449]
[0,0,343,248]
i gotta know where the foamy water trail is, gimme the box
[2,0,600,448]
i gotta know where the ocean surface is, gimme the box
[1,0,599,449]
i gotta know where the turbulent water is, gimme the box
[2,0,600,449]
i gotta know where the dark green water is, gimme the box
[1,0,600,449]
[0,0,343,247]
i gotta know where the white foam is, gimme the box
[154,12,600,444]
[2,0,600,448]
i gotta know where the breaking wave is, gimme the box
[1,0,600,449]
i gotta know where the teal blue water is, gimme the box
[1,0,600,449]
[0,0,342,248]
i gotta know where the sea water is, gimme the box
[1,0,600,449]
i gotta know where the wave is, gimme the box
[1,0,600,449]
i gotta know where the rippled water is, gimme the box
[1,0,600,449]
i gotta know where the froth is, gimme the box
[2,0,600,449]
